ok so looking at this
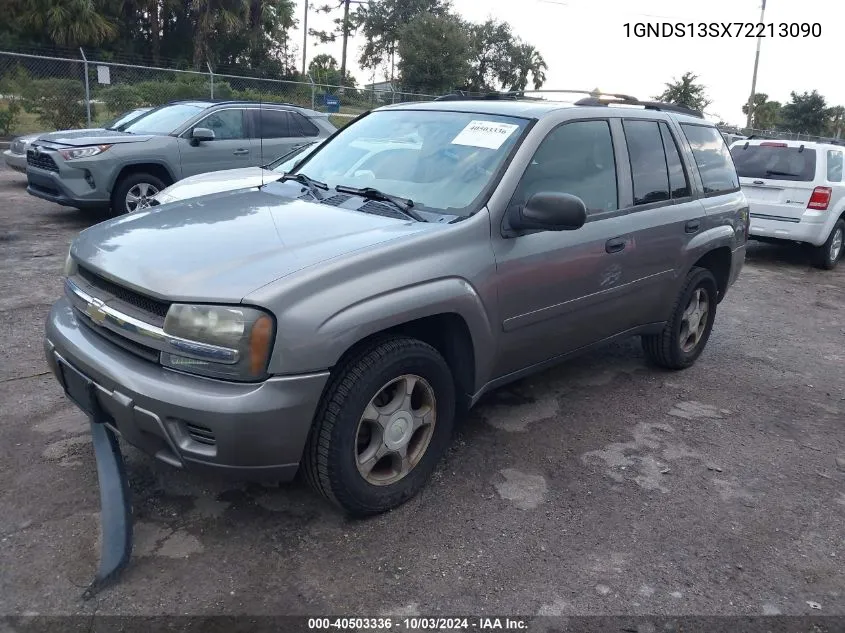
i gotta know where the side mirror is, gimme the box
[509,192,587,232]
[190,127,215,146]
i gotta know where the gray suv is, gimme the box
[45,93,747,516]
[26,100,336,215]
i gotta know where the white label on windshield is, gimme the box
[451,120,519,150]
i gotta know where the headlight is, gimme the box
[161,304,275,381]
[59,144,112,161]
[63,245,77,276]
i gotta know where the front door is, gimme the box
[176,108,254,178]
[490,118,638,378]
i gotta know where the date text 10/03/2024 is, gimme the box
[307,617,528,630]
[624,22,821,38]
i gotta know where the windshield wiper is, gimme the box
[278,172,328,200]
[764,169,802,178]
[334,185,428,222]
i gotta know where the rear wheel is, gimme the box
[811,219,844,270]
[642,267,718,370]
[303,336,456,516]
[110,172,166,216]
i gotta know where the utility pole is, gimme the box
[301,1,308,76]
[339,0,351,90]
[745,0,767,131]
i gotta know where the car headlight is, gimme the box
[63,246,77,276]
[160,304,275,381]
[59,144,112,161]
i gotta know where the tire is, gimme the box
[110,171,166,216]
[642,267,718,370]
[303,336,456,516]
[811,219,844,270]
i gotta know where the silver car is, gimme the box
[26,100,335,215]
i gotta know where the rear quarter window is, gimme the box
[729,144,817,182]
[827,150,843,182]
[680,124,739,194]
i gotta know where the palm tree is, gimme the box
[17,0,116,47]
[502,44,547,92]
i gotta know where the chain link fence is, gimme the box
[0,49,435,137]
[717,125,844,144]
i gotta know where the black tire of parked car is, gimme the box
[303,336,456,516]
[641,266,718,370]
[110,171,167,216]
[811,219,844,270]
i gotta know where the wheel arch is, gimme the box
[110,162,176,193]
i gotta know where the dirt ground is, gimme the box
[1,164,844,621]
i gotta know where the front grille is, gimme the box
[76,310,161,363]
[77,267,170,325]
[184,423,216,446]
[27,150,59,172]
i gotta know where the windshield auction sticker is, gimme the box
[451,120,520,150]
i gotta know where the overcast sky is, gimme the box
[293,0,842,126]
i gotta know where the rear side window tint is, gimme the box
[257,110,292,138]
[623,120,670,205]
[681,124,740,193]
[291,112,320,137]
[660,122,691,198]
[729,144,817,182]
[827,150,843,182]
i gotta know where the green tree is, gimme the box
[12,0,117,47]
[652,71,711,113]
[741,93,781,130]
[308,53,355,87]
[397,12,471,95]
[779,90,827,135]
[824,105,845,138]
[463,20,546,93]
[356,0,449,81]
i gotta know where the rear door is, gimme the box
[730,141,818,222]
[176,107,253,177]
[249,109,314,165]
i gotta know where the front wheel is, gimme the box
[811,219,844,270]
[642,267,718,370]
[303,336,456,516]
[110,172,166,216]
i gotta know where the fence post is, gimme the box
[79,48,91,127]
[307,74,316,110]
[207,62,214,99]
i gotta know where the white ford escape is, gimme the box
[730,139,845,269]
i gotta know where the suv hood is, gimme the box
[72,188,437,303]
[156,167,277,203]
[35,129,155,146]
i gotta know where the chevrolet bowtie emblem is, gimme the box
[86,297,107,325]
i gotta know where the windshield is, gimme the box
[293,110,529,215]
[269,142,321,172]
[122,103,207,135]
[106,108,149,130]
[730,144,817,181]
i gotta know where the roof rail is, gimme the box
[433,89,704,118]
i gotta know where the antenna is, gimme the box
[259,95,265,188]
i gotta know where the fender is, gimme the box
[684,223,736,258]
[273,277,497,391]
[106,159,178,193]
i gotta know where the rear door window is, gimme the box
[729,143,817,182]
[623,120,670,205]
[256,109,292,138]
[681,124,740,193]
[660,123,691,198]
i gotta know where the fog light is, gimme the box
[84,170,95,189]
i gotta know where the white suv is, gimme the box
[730,139,845,269]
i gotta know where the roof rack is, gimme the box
[433,89,704,118]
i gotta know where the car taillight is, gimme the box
[808,186,832,210]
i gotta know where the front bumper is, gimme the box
[26,161,110,209]
[3,150,27,172]
[45,296,329,480]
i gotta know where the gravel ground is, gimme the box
[0,164,844,622]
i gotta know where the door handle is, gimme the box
[685,219,701,233]
[233,148,250,155]
[605,237,626,254]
